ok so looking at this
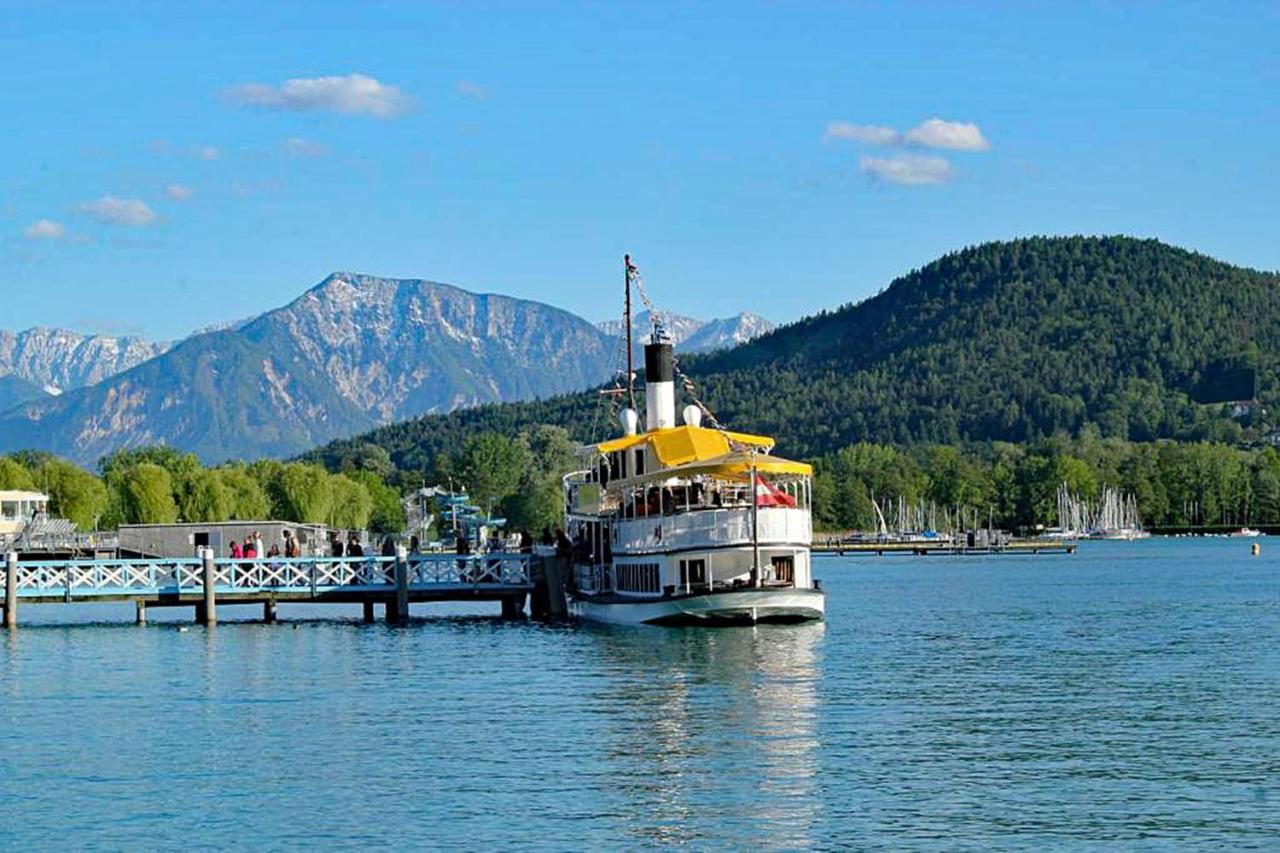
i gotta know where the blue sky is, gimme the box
[2,1,1277,341]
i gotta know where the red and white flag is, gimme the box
[754,475,796,508]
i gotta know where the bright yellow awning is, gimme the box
[609,451,812,487]
[595,425,775,465]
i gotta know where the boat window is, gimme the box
[771,556,795,584]
[679,559,707,589]
[1,502,17,521]
[615,562,660,593]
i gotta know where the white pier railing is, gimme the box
[8,554,533,600]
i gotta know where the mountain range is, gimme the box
[307,236,1280,475]
[0,328,170,397]
[0,274,772,466]
[597,310,774,361]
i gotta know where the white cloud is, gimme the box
[903,118,990,151]
[283,137,328,157]
[191,145,220,160]
[225,73,413,118]
[457,80,490,100]
[23,219,66,240]
[826,117,991,152]
[859,154,954,186]
[77,196,158,226]
[165,184,195,201]
[824,122,899,145]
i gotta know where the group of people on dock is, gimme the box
[228,530,301,560]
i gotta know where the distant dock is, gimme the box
[813,538,1076,557]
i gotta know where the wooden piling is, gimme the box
[530,556,567,622]
[135,600,147,625]
[200,547,217,626]
[362,601,376,623]
[263,599,278,623]
[389,546,409,623]
[4,551,17,630]
[501,594,525,620]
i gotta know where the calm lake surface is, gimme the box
[2,538,1277,849]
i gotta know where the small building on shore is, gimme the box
[1,490,51,549]
[117,521,334,558]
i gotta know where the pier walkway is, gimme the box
[2,551,536,626]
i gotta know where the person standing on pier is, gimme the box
[283,529,301,559]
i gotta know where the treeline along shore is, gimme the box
[314,428,1279,534]
[0,447,405,534]
[4,429,1278,537]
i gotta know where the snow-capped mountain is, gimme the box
[0,328,169,397]
[680,312,775,353]
[596,310,774,358]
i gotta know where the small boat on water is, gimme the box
[560,256,824,625]
[1228,527,1262,538]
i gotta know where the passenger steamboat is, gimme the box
[561,257,824,625]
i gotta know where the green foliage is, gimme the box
[0,457,36,490]
[273,462,334,524]
[177,468,232,523]
[350,470,407,534]
[328,473,373,530]
[217,464,272,520]
[454,432,530,513]
[121,463,179,524]
[0,447,402,533]
[39,457,109,529]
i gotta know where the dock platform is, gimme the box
[2,551,537,626]
[813,539,1076,557]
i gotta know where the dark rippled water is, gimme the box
[2,538,1277,848]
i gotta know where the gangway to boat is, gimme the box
[1,551,536,626]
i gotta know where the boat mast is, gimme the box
[751,449,761,588]
[624,254,636,412]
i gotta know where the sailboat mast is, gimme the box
[624,254,636,411]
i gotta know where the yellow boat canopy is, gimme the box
[596,424,775,468]
[609,450,812,488]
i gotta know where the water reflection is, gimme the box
[586,623,825,848]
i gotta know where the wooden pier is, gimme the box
[812,538,1076,557]
[1,549,543,627]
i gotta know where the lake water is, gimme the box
[1,538,1277,849]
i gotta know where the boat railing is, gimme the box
[611,506,811,552]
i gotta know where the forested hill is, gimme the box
[307,236,1280,474]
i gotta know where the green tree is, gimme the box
[328,473,373,530]
[455,432,529,512]
[0,457,36,491]
[40,458,109,530]
[178,468,231,522]
[274,463,333,523]
[349,470,406,534]
[218,465,271,520]
[121,463,179,524]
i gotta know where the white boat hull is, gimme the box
[569,587,825,626]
